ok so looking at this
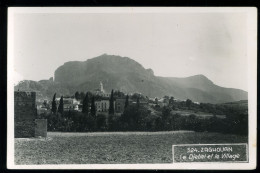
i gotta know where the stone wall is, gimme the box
[35,119,47,137]
[14,91,37,138]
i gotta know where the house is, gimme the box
[95,97,128,114]
[131,100,148,107]
[64,98,80,111]
[157,98,168,107]
[95,98,113,112]
[56,97,80,111]
[37,105,49,115]
[194,101,200,105]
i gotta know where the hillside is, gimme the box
[15,54,247,103]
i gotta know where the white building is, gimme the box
[56,97,80,111]
[94,81,110,97]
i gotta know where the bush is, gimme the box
[96,114,107,131]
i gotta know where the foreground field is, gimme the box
[15,131,247,164]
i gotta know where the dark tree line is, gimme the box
[46,92,248,136]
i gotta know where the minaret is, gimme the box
[100,81,104,93]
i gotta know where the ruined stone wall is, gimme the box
[35,119,47,137]
[14,91,37,138]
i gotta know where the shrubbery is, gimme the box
[41,103,248,136]
[42,93,248,135]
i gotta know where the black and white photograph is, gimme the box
[7,7,257,169]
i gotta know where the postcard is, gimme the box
[7,7,257,170]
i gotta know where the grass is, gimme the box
[15,131,247,164]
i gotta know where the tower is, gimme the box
[100,81,104,93]
[14,91,37,138]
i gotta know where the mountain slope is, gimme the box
[159,75,247,103]
[15,54,247,103]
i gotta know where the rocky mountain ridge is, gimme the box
[15,54,247,103]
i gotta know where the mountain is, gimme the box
[14,79,73,99]
[15,54,247,103]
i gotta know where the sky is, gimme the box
[11,9,249,91]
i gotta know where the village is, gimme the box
[15,78,247,140]
[36,81,193,116]
[16,80,220,137]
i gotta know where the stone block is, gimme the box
[15,120,35,138]
[35,119,47,137]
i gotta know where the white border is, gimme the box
[7,7,257,170]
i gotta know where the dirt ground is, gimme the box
[15,131,248,164]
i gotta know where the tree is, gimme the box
[79,92,86,100]
[84,114,96,131]
[124,95,129,109]
[109,89,114,115]
[155,98,158,105]
[163,95,169,100]
[131,93,145,100]
[186,114,198,131]
[96,114,107,131]
[82,92,89,115]
[43,100,47,108]
[122,105,138,130]
[186,99,192,108]
[90,96,96,117]
[122,104,150,131]
[162,106,171,120]
[169,97,174,106]
[154,117,163,131]
[75,91,80,100]
[161,106,172,130]
[51,93,57,114]
[108,115,120,131]
[58,96,64,114]
[114,90,125,98]
[136,96,140,109]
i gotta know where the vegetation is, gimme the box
[74,91,80,100]
[82,92,89,115]
[124,95,129,109]
[109,90,114,115]
[40,91,248,136]
[114,90,125,98]
[79,92,85,100]
[51,93,57,114]
[90,97,96,117]
[57,96,64,114]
